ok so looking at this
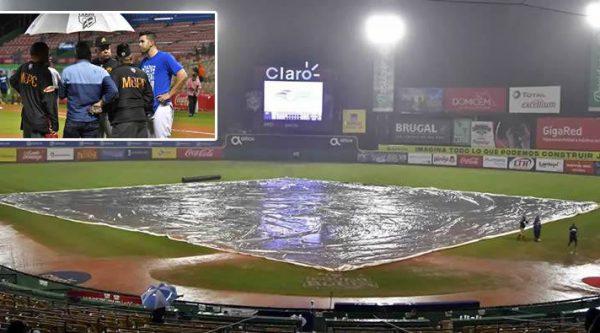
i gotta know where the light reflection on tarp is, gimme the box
[0,178,597,271]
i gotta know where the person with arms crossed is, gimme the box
[9,42,58,138]
[138,31,187,138]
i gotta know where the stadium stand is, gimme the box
[0,264,597,333]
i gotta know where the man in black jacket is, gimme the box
[9,42,58,138]
[93,36,119,138]
[107,43,153,138]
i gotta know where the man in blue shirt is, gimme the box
[60,41,118,138]
[138,31,187,138]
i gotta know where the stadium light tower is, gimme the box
[586,2,600,28]
[365,13,405,117]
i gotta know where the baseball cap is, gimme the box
[116,43,131,58]
[95,36,110,49]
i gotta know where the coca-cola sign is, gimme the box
[177,148,223,160]
[173,92,191,110]
[458,155,483,168]
[17,148,46,163]
[444,88,506,113]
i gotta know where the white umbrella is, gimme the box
[25,13,134,35]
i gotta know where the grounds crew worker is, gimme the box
[92,36,119,138]
[9,42,58,138]
[106,43,153,138]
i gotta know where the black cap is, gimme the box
[116,43,131,58]
[95,36,110,48]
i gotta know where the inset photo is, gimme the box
[0,12,216,140]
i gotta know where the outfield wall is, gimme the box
[0,135,599,176]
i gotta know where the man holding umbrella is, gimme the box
[92,36,118,138]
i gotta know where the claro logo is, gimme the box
[265,61,320,81]
[543,126,582,138]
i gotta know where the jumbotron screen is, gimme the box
[263,81,323,121]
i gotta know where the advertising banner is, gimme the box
[373,49,395,112]
[536,158,564,173]
[125,148,151,160]
[453,118,471,146]
[471,121,495,148]
[0,148,17,162]
[357,151,408,164]
[392,117,452,145]
[173,92,190,110]
[432,153,457,166]
[152,147,177,159]
[100,149,127,161]
[47,148,74,161]
[589,31,600,112]
[378,144,600,161]
[509,86,560,114]
[495,120,532,149]
[458,155,483,168]
[17,148,46,163]
[536,117,600,151]
[564,160,594,175]
[396,88,443,113]
[444,88,506,113]
[407,153,432,165]
[177,147,224,160]
[508,157,535,171]
[75,148,99,161]
[483,155,508,169]
[342,109,366,133]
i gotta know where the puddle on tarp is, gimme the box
[1,178,596,271]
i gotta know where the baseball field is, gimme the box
[0,103,215,139]
[0,160,599,306]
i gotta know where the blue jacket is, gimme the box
[60,59,118,122]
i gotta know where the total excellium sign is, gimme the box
[509,86,560,114]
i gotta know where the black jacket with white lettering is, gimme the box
[107,63,153,125]
[9,61,58,133]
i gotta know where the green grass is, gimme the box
[1,161,599,295]
[173,110,214,128]
[152,257,500,297]
[0,203,215,258]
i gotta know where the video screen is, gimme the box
[263,81,323,121]
[0,12,216,141]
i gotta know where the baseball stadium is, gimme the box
[1,1,600,332]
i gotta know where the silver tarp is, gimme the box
[1,178,597,271]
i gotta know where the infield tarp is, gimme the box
[1,178,596,271]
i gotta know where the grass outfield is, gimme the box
[0,104,214,138]
[0,161,599,296]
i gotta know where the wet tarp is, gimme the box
[1,178,596,271]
